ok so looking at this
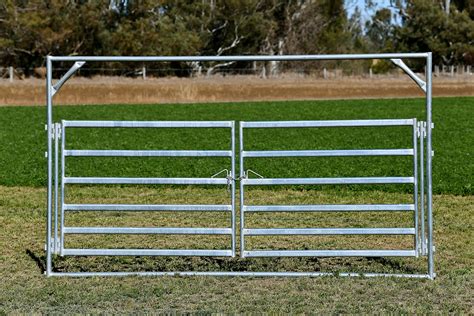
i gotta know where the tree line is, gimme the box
[0,0,472,77]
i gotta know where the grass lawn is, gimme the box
[0,97,472,313]
[0,186,472,313]
[0,97,472,194]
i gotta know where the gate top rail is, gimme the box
[48,53,429,62]
[240,119,415,128]
[63,120,234,128]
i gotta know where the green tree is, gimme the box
[393,0,474,66]
[365,8,394,52]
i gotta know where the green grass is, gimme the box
[0,97,472,194]
[0,98,473,312]
[0,186,472,313]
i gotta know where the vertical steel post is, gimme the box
[231,122,236,256]
[9,66,13,82]
[54,123,59,254]
[60,122,66,256]
[413,119,419,255]
[239,123,245,257]
[46,56,53,276]
[420,122,426,255]
[426,53,435,279]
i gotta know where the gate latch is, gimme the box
[211,169,234,191]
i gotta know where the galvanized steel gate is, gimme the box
[45,53,435,278]
[55,120,236,258]
[239,119,424,259]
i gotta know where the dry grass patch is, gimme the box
[1,76,473,106]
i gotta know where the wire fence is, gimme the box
[0,64,472,81]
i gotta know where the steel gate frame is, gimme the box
[239,119,422,259]
[45,53,434,279]
[56,120,236,259]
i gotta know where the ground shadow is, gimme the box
[48,254,424,275]
[26,249,45,274]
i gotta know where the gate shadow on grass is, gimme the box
[26,249,45,274]
[47,255,422,275]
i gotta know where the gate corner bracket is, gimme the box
[51,61,86,97]
[390,59,427,93]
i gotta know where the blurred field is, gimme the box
[0,75,473,106]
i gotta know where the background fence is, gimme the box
[1,64,472,81]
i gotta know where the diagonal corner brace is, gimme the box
[390,59,426,93]
[51,61,86,96]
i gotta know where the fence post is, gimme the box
[142,66,146,80]
[467,65,471,75]
[369,68,373,78]
[450,65,454,77]
[9,66,13,82]
[323,68,327,79]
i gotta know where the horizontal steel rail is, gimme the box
[243,228,415,236]
[65,149,232,157]
[242,177,415,185]
[243,250,417,257]
[64,227,232,235]
[242,149,414,157]
[64,204,231,212]
[49,53,429,62]
[63,120,233,128]
[241,119,414,128]
[62,249,233,256]
[64,177,228,185]
[243,204,415,212]
[49,271,431,278]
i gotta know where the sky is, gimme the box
[345,0,401,24]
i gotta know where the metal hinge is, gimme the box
[45,123,61,140]
[45,124,54,138]
[44,238,61,252]
[55,123,62,139]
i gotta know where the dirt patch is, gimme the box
[0,75,472,106]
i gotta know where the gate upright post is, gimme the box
[413,119,419,254]
[46,56,53,276]
[231,122,236,256]
[60,122,66,256]
[54,123,60,254]
[239,123,245,257]
[420,122,426,255]
[426,53,435,279]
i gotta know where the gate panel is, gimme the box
[56,120,236,258]
[239,119,420,258]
